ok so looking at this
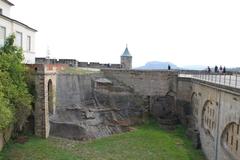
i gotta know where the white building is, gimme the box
[0,0,37,64]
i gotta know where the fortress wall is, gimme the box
[177,78,240,160]
[176,78,193,126]
[35,58,122,69]
[102,69,178,96]
[56,73,101,108]
[32,64,240,160]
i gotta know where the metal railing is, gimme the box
[179,72,240,89]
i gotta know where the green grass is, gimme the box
[0,120,205,160]
[59,67,100,75]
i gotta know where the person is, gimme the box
[214,66,218,73]
[219,65,223,73]
[223,66,226,73]
[168,65,171,70]
[207,66,211,73]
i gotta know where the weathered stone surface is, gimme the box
[49,73,148,140]
[177,77,240,160]
[33,65,240,160]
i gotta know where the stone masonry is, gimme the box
[32,64,240,160]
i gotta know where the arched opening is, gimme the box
[48,79,54,115]
[201,100,216,137]
[221,122,240,160]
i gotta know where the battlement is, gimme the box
[35,58,122,69]
[26,64,67,74]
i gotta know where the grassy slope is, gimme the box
[59,67,100,75]
[0,121,205,160]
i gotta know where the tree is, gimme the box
[0,34,32,132]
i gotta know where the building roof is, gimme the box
[0,14,37,32]
[2,0,14,6]
[121,45,132,57]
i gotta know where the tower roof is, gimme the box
[121,45,132,57]
[2,0,14,6]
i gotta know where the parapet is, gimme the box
[35,58,122,69]
[26,64,67,74]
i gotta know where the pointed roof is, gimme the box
[2,0,14,6]
[121,45,132,57]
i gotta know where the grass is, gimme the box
[59,67,100,75]
[0,120,205,160]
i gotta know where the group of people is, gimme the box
[207,66,226,73]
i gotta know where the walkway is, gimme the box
[179,73,240,89]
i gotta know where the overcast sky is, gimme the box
[10,0,240,68]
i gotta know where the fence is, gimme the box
[179,72,240,89]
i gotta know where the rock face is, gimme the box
[49,73,147,140]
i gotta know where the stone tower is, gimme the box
[121,45,132,69]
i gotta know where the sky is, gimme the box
[9,0,240,68]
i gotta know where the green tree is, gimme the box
[0,34,32,132]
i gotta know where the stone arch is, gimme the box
[201,100,216,138]
[48,79,54,115]
[221,122,240,160]
[34,64,57,138]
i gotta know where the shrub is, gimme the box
[0,34,32,132]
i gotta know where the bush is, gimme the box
[0,34,32,132]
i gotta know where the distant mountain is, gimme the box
[136,61,208,70]
[228,67,240,72]
[136,61,178,70]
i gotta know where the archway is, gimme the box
[221,122,240,160]
[48,79,54,115]
[201,100,216,137]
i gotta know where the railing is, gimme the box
[179,72,240,89]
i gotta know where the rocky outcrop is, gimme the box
[49,73,148,140]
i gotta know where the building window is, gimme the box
[26,36,31,51]
[0,8,2,14]
[16,31,22,48]
[0,26,6,47]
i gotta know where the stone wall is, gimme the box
[177,77,240,160]
[33,64,59,138]
[49,73,148,140]
[31,64,240,160]
[176,77,193,126]
[35,58,122,69]
[55,73,100,108]
[102,69,178,96]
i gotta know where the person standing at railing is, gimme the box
[168,65,171,70]
[219,65,223,73]
[214,66,218,73]
[223,66,226,73]
[207,66,211,73]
